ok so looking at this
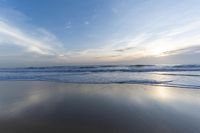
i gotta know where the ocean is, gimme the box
[0,64,200,89]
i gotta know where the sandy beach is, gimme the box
[1,0,200,132]
[0,81,200,133]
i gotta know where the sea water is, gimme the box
[0,64,200,89]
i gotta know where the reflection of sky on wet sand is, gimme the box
[0,81,200,133]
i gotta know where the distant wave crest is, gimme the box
[1,64,200,73]
[0,65,200,89]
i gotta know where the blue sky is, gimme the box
[0,0,200,66]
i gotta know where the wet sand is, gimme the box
[0,81,200,133]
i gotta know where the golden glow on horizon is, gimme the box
[150,44,172,57]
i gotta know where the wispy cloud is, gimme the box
[65,20,200,63]
[65,21,72,29]
[1,18,200,64]
[162,46,200,56]
[0,20,63,55]
[1,5,200,65]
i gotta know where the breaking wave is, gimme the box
[0,64,200,89]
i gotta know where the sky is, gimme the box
[0,0,200,66]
